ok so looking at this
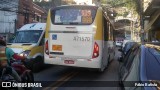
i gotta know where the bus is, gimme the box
[44,5,115,72]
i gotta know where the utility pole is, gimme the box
[24,8,29,24]
[140,0,144,42]
[14,19,17,34]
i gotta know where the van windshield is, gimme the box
[51,6,97,25]
[12,30,42,43]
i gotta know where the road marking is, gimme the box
[43,71,79,90]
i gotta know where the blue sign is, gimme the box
[52,34,57,40]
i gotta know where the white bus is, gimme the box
[44,5,115,72]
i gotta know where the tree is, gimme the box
[104,0,138,13]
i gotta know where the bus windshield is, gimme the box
[51,6,97,25]
[12,30,42,43]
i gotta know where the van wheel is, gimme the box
[32,62,40,73]
[32,57,43,73]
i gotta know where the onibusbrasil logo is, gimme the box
[2,82,42,88]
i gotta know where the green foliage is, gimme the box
[105,0,125,7]
[117,13,123,16]
[103,0,139,16]
[104,0,137,11]
[123,11,129,17]
[101,0,106,4]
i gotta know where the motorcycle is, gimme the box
[0,59,34,90]
[0,66,18,90]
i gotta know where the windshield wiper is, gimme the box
[69,22,79,25]
[14,41,30,43]
[55,22,80,25]
[22,44,32,45]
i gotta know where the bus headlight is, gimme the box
[19,50,31,57]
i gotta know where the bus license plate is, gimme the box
[64,60,74,64]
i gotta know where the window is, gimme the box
[103,16,108,41]
[13,30,42,43]
[123,50,140,89]
[39,33,45,46]
[123,44,139,67]
[51,6,97,25]
[120,44,139,80]
[125,47,139,71]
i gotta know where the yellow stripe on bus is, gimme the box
[45,9,51,38]
[94,8,103,40]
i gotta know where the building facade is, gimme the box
[0,0,19,41]
[143,0,160,41]
[0,0,18,34]
[18,0,47,28]
[0,0,47,41]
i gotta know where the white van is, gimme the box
[7,23,46,72]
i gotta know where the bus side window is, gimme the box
[103,16,109,41]
[110,26,113,41]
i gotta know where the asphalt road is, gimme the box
[33,47,121,90]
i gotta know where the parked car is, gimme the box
[121,40,134,49]
[118,42,138,63]
[123,42,137,54]
[119,42,160,90]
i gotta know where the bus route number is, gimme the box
[73,36,90,42]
